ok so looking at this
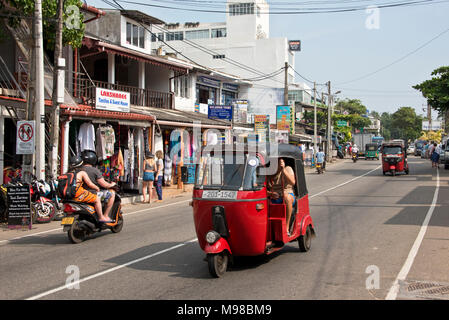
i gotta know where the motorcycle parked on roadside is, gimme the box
[31,179,57,223]
[41,179,64,221]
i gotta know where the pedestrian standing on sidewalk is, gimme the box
[430,143,440,168]
[155,150,164,202]
[142,153,156,203]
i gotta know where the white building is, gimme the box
[150,0,297,123]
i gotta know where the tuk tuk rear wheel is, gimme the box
[207,252,228,278]
[298,226,312,252]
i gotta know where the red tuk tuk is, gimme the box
[381,141,409,176]
[192,144,316,277]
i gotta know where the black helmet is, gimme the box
[70,155,83,169]
[81,150,98,166]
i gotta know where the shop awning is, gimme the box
[289,133,313,143]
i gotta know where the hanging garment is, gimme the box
[102,125,116,158]
[78,122,95,152]
[118,148,125,178]
[154,132,163,154]
[96,126,106,161]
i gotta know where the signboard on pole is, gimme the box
[254,115,270,142]
[16,120,35,155]
[422,121,441,131]
[208,105,233,120]
[288,40,301,51]
[95,88,130,113]
[276,105,294,134]
[337,120,348,127]
[7,185,32,229]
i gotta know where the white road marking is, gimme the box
[26,239,198,300]
[0,199,191,246]
[24,165,381,300]
[385,168,440,300]
[310,165,381,199]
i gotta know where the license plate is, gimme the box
[202,190,237,200]
[61,217,75,225]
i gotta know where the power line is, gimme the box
[114,0,449,15]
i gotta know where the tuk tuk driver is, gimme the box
[267,158,296,235]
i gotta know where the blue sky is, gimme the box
[87,0,449,118]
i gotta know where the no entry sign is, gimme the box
[16,120,35,155]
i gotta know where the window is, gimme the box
[185,29,210,40]
[126,21,145,48]
[151,32,164,42]
[166,31,184,41]
[174,75,190,98]
[229,3,255,16]
[211,28,226,38]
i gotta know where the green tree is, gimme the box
[0,0,85,49]
[391,107,423,141]
[413,66,449,114]
[335,98,368,115]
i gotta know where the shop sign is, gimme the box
[232,99,248,124]
[289,40,301,51]
[198,76,220,88]
[254,115,270,142]
[95,88,130,113]
[7,185,32,229]
[422,120,441,131]
[276,105,294,134]
[223,83,239,91]
[16,120,35,155]
[337,120,348,127]
[208,105,233,120]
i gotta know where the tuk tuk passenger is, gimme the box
[267,158,296,235]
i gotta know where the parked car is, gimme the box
[407,145,415,155]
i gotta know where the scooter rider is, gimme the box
[69,156,112,223]
[316,148,326,171]
[81,151,116,220]
[352,144,359,159]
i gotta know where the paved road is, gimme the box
[1,156,448,300]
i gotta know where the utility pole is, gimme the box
[284,62,289,105]
[326,81,332,162]
[34,0,45,180]
[313,82,317,156]
[427,101,432,131]
[50,0,64,178]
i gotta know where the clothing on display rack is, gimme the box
[78,122,95,152]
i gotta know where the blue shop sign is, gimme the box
[208,105,233,120]
[222,83,239,91]
[198,76,220,87]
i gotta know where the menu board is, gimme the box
[7,185,32,229]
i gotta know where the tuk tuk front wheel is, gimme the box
[207,252,228,278]
[298,226,312,252]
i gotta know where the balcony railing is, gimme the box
[76,77,174,109]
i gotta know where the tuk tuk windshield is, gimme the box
[366,145,377,151]
[383,146,402,155]
[195,153,265,190]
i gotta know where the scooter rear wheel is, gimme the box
[68,220,86,244]
[111,214,124,233]
[207,252,228,278]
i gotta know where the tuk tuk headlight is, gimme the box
[206,231,221,244]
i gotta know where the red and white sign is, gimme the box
[16,120,35,155]
[95,87,130,113]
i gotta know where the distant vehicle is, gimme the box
[407,145,415,154]
[414,140,425,156]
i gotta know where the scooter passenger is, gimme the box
[267,158,296,235]
[69,156,113,223]
[81,151,116,220]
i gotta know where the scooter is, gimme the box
[352,153,358,163]
[61,190,124,244]
[316,163,324,174]
[41,179,64,221]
